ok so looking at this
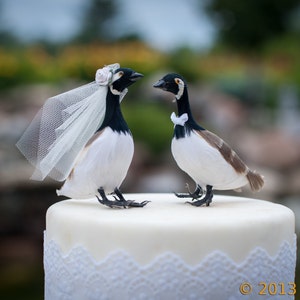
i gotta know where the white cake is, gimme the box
[44,194,296,300]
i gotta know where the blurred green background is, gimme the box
[1,0,300,299]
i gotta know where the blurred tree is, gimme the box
[0,31,20,47]
[204,0,300,50]
[0,0,20,47]
[73,0,117,43]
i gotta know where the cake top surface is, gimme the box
[46,194,295,264]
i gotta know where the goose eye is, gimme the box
[175,78,182,85]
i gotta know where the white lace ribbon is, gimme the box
[44,234,297,300]
[16,63,120,181]
[170,112,188,126]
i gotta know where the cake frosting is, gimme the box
[44,194,296,300]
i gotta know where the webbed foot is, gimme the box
[96,188,150,208]
[175,184,203,200]
[186,185,213,207]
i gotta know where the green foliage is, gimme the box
[0,264,44,300]
[205,0,300,51]
[167,48,202,82]
[0,42,165,90]
[262,34,300,86]
[123,102,172,154]
[73,0,117,43]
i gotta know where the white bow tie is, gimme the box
[170,112,189,126]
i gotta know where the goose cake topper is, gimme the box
[17,63,149,208]
[153,73,264,206]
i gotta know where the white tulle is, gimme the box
[44,234,296,300]
[16,63,120,181]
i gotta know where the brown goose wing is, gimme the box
[196,130,264,191]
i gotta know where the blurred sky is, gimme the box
[0,0,216,51]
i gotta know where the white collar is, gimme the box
[175,81,185,100]
[109,85,122,96]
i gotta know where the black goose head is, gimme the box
[153,73,187,99]
[110,68,143,93]
[153,73,204,134]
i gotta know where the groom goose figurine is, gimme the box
[153,73,264,206]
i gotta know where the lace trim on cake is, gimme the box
[44,234,296,300]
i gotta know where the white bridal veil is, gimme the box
[16,63,120,182]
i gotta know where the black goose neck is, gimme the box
[174,87,204,139]
[176,88,201,128]
[97,89,130,134]
[176,88,192,117]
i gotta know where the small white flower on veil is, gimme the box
[95,67,113,85]
[95,63,120,86]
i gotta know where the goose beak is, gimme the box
[130,72,144,81]
[153,79,166,89]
